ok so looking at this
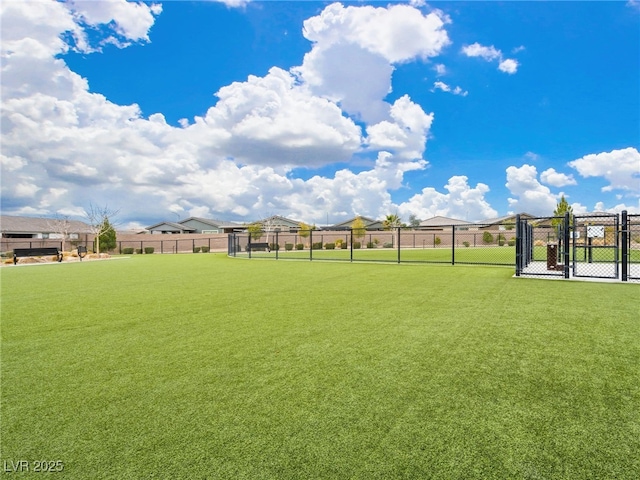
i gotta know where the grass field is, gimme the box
[1,254,639,479]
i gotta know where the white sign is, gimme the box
[587,226,605,238]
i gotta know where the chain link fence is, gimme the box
[229,225,516,267]
[515,211,638,282]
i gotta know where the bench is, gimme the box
[13,247,63,265]
[247,242,271,252]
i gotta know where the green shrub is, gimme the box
[435,236,441,246]
[144,247,154,254]
[201,246,210,253]
[482,231,494,244]
[498,234,506,246]
[508,238,516,247]
[325,243,335,250]
[285,243,294,251]
[367,241,375,248]
[340,242,348,249]
[353,242,361,249]
[296,243,304,250]
[463,241,470,248]
[135,248,143,255]
[312,242,323,250]
[193,246,201,253]
[269,243,280,251]
[122,247,134,255]
[383,242,393,248]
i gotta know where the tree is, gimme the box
[383,213,402,247]
[408,214,421,229]
[552,195,574,236]
[85,203,120,254]
[46,215,72,252]
[261,216,277,244]
[554,195,573,218]
[298,222,312,246]
[96,218,116,252]
[351,216,366,245]
[248,222,264,241]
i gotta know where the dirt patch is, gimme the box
[2,251,112,266]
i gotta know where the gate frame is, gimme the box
[515,213,569,278]
[572,212,619,280]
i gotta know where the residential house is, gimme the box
[1,215,92,239]
[477,213,535,230]
[146,217,244,234]
[329,216,384,230]
[418,216,475,231]
[253,215,302,233]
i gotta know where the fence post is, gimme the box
[350,229,353,262]
[451,225,455,265]
[563,212,570,278]
[621,210,628,282]
[309,230,313,261]
[275,231,279,260]
[515,214,521,276]
[615,214,620,279]
[397,227,401,263]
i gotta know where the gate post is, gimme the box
[515,214,521,276]
[621,210,628,282]
[563,212,570,278]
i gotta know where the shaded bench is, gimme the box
[13,247,63,265]
[247,242,271,252]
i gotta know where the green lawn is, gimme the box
[2,254,639,479]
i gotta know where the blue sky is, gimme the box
[1,0,639,229]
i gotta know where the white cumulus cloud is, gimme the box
[1,0,467,226]
[505,164,558,215]
[498,58,519,74]
[294,2,450,123]
[398,176,497,221]
[462,42,520,74]
[432,81,468,96]
[540,168,577,187]
[568,147,640,193]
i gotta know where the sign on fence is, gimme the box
[587,226,604,238]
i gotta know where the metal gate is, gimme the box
[572,213,619,280]
[516,210,638,282]
[515,213,569,278]
[624,213,640,282]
